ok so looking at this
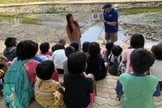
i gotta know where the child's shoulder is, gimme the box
[123,48,134,54]
[147,75,158,81]
[25,59,39,64]
[24,59,39,70]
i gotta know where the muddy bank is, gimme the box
[0,9,162,53]
[0,12,94,44]
[120,12,162,41]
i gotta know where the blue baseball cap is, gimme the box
[102,3,112,9]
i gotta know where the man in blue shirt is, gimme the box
[101,3,118,43]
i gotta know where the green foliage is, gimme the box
[0,0,52,4]
[119,6,162,15]
[21,17,41,24]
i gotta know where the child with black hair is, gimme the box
[102,42,114,62]
[51,44,65,52]
[70,42,79,52]
[63,46,75,75]
[39,42,52,56]
[59,39,66,47]
[64,52,94,108]
[3,37,17,61]
[150,43,162,91]
[122,33,145,73]
[51,44,67,74]
[35,60,64,108]
[3,40,39,108]
[38,42,52,61]
[82,41,90,57]
[108,45,123,75]
[86,42,107,81]
[115,48,160,108]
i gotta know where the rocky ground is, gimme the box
[120,12,162,41]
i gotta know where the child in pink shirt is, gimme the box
[122,33,145,73]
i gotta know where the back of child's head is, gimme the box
[88,42,100,56]
[4,37,16,48]
[59,39,66,46]
[16,40,38,60]
[151,43,162,60]
[112,45,123,56]
[130,33,145,48]
[65,46,75,58]
[68,52,87,74]
[36,60,54,80]
[106,42,114,50]
[82,42,90,53]
[70,42,79,52]
[40,42,50,54]
[51,44,65,52]
[130,48,154,74]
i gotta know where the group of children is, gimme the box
[0,32,162,108]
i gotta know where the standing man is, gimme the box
[101,3,118,43]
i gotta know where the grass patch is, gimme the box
[0,14,41,24]
[119,6,162,15]
[21,17,41,24]
[0,15,14,21]
[0,0,52,4]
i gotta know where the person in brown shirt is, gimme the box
[66,14,81,49]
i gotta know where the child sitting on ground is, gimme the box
[35,60,64,108]
[150,43,162,91]
[59,39,66,47]
[101,42,114,63]
[63,46,75,75]
[122,33,145,73]
[3,40,39,108]
[64,52,94,108]
[86,42,107,81]
[108,45,123,76]
[3,37,17,61]
[51,44,67,74]
[38,42,52,61]
[82,41,90,57]
[70,42,79,52]
[115,48,160,108]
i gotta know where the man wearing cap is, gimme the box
[101,3,118,43]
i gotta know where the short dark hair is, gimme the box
[70,42,79,52]
[151,43,162,60]
[112,45,122,56]
[88,42,100,56]
[51,44,65,52]
[130,48,154,74]
[36,60,54,80]
[4,37,16,47]
[82,42,90,53]
[40,42,50,54]
[68,52,87,74]
[65,46,75,58]
[130,33,145,48]
[59,39,66,46]
[16,40,38,60]
[106,42,114,50]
